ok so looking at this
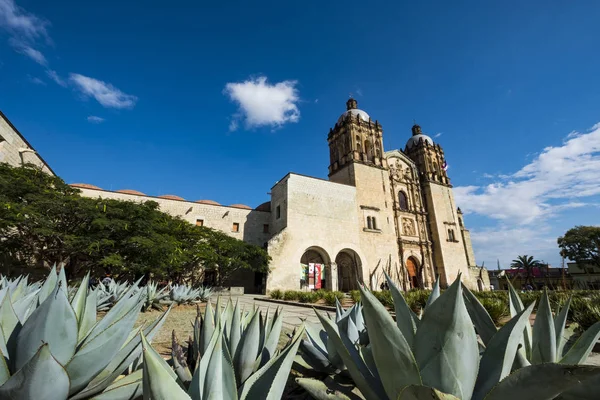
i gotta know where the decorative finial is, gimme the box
[346,97,357,110]
[411,123,422,136]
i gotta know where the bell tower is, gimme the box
[404,124,473,287]
[327,98,386,177]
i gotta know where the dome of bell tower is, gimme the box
[337,97,370,124]
[406,123,434,149]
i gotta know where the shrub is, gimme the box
[269,289,283,299]
[350,290,361,303]
[314,289,327,300]
[323,291,344,306]
[283,290,300,301]
[299,292,319,303]
[405,289,430,313]
[373,290,393,308]
[571,294,600,330]
[479,297,509,324]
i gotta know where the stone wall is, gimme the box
[0,112,54,175]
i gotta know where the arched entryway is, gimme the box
[406,257,419,289]
[300,247,330,290]
[335,249,362,292]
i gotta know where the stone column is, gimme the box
[328,262,338,291]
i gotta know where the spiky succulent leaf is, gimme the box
[359,283,421,399]
[0,290,21,356]
[559,321,600,365]
[233,309,261,385]
[172,330,193,384]
[203,332,238,400]
[531,288,556,364]
[414,276,479,400]
[78,288,97,344]
[15,283,78,370]
[384,271,419,347]
[37,265,57,305]
[484,363,600,400]
[461,283,497,346]
[0,343,70,400]
[229,300,242,358]
[314,310,386,400]
[554,295,572,359]
[200,302,215,357]
[472,302,535,400]
[141,333,191,400]
[189,321,222,399]
[506,278,532,359]
[0,345,9,386]
[71,272,90,326]
[91,369,143,400]
[425,275,441,310]
[295,377,360,400]
[238,325,305,400]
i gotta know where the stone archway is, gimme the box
[335,249,362,292]
[406,257,419,289]
[300,247,331,290]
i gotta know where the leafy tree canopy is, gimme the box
[558,225,600,268]
[0,163,270,283]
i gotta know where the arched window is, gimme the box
[372,217,377,230]
[448,229,455,241]
[367,216,372,229]
[398,191,409,211]
[364,140,372,159]
[356,135,361,152]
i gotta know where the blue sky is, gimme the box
[1,0,600,268]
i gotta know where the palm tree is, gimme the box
[510,255,541,289]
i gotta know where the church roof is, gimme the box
[70,183,102,190]
[116,189,146,196]
[229,203,252,210]
[158,194,185,201]
[195,199,221,206]
[406,134,434,149]
[255,201,271,212]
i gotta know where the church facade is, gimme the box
[0,101,489,293]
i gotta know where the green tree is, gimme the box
[0,163,270,284]
[510,255,541,288]
[558,225,600,269]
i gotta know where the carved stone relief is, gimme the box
[402,217,416,236]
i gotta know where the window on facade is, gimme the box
[276,205,281,219]
[367,216,372,229]
[232,222,240,232]
[263,224,269,233]
[398,191,409,211]
[372,217,377,230]
[195,219,204,227]
[448,229,455,241]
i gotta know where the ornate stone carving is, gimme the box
[402,217,416,236]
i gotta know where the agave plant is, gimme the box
[297,300,366,374]
[297,273,600,400]
[142,280,171,311]
[197,285,213,302]
[142,297,305,399]
[95,279,132,311]
[0,265,170,399]
[501,279,600,368]
[169,284,202,305]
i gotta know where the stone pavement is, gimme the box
[208,294,326,332]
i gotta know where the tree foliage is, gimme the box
[558,225,600,268]
[510,255,541,287]
[0,163,270,283]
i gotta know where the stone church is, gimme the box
[0,100,489,293]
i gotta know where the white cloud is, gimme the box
[70,73,138,109]
[0,0,49,40]
[11,40,47,65]
[46,69,66,87]
[224,76,300,131]
[87,116,105,124]
[434,132,443,138]
[455,123,600,266]
[27,75,45,85]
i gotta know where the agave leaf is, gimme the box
[37,265,57,305]
[472,302,535,400]
[384,271,419,348]
[0,290,21,356]
[200,301,216,357]
[425,275,441,310]
[299,338,332,372]
[557,373,600,400]
[172,331,193,384]
[0,345,9,386]
[0,343,70,400]
[71,272,90,325]
[314,310,386,400]
[462,283,497,346]
[87,284,142,341]
[261,306,283,367]
[229,299,242,357]
[531,288,556,364]
[559,321,600,365]
[11,290,38,323]
[203,332,238,400]
[238,325,305,400]
[295,377,362,400]
[141,333,191,400]
[233,309,261,385]
[66,299,143,394]
[554,295,572,359]
[91,369,143,399]
[0,326,9,362]
[58,265,68,294]
[484,363,600,400]
[78,288,97,343]
[506,278,532,358]
[15,284,78,370]
[222,298,234,338]
[398,385,461,399]
[359,284,421,399]
[189,321,222,399]
[215,296,223,327]
[414,276,479,400]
